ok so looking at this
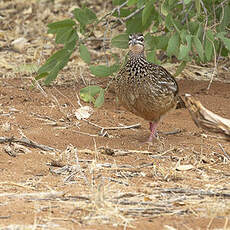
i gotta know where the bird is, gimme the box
[115,33,183,142]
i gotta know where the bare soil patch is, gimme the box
[0,78,230,229]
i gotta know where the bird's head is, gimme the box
[128,33,144,56]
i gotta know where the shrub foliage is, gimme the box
[36,0,230,107]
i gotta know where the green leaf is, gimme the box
[193,36,204,61]
[127,0,137,6]
[220,46,229,57]
[161,1,168,16]
[47,19,76,33]
[165,15,173,32]
[80,85,102,103]
[220,37,230,51]
[142,1,154,26]
[217,5,230,32]
[168,0,177,6]
[111,33,129,49]
[110,64,120,73]
[55,28,70,44]
[64,30,78,50]
[55,28,77,45]
[84,8,97,23]
[73,8,97,26]
[146,50,160,64]
[195,0,200,15]
[166,32,180,57]
[126,10,153,33]
[64,38,77,51]
[94,89,105,107]
[216,32,227,38]
[175,61,187,76]
[47,19,78,46]
[112,0,126,6]
[35,72,48,80]
[113,9,132,17]
[184,0,191,4]
[217,33,230,51]
[80,86,105,107]
[206,29,214,42]
[189,22,199,35]
[137,0,144,8]
[178,44,190,60]
[79,44,91,64]
[90,64,120,77]
[144,33,156,50]
[179,29,187,43]
[165,14,181,33]
[126,13,143,33]
[151,26,158,33]
[204,39,213,62]
[73,8,86,25]
[196,24,203,38]
[186,34,192,50]
[36,24,77,84]
[37,49,68,74]
[90,65,110,77]
[111,53,120,65]
[37,48,73,85]
[155,35,169,50]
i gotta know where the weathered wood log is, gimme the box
[184,94,230,141]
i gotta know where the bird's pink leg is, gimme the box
[148,122,158,142]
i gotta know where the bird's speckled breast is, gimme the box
[115,57,178,122]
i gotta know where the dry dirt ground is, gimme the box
[1,77,230,230]
[1,0,230,229]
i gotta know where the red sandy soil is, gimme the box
[0,77,230,229]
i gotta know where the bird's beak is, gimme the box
[131,39,137,46]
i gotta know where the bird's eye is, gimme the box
[139,37,144,42]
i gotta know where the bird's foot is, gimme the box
[147,122,159,142]
[146,131,159,143]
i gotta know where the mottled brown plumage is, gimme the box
[115,34,180,141]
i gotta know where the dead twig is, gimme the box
[98,146,152,156]
[0,136,59,151]
[0,191,64,200]
[3,145,16,157]
[104,177,129,186]
[83,119,141,131]
[123,5,145,21]
[158,187,230,198]
[72,130,98,137]
[160,129,181,136]
[218,143,230,161]
[30,112,56,122]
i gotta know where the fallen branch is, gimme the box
[98,146,152,156]
[0,191,64,200]
[184,94,230,140]
[0,136,58,151]
[158,187,230,198]
[218,143,230,161]
[104,177,129,186]
[83,119,141,131]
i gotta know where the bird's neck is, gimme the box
[128,51,145,59]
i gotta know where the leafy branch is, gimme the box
[36,0,230,107]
